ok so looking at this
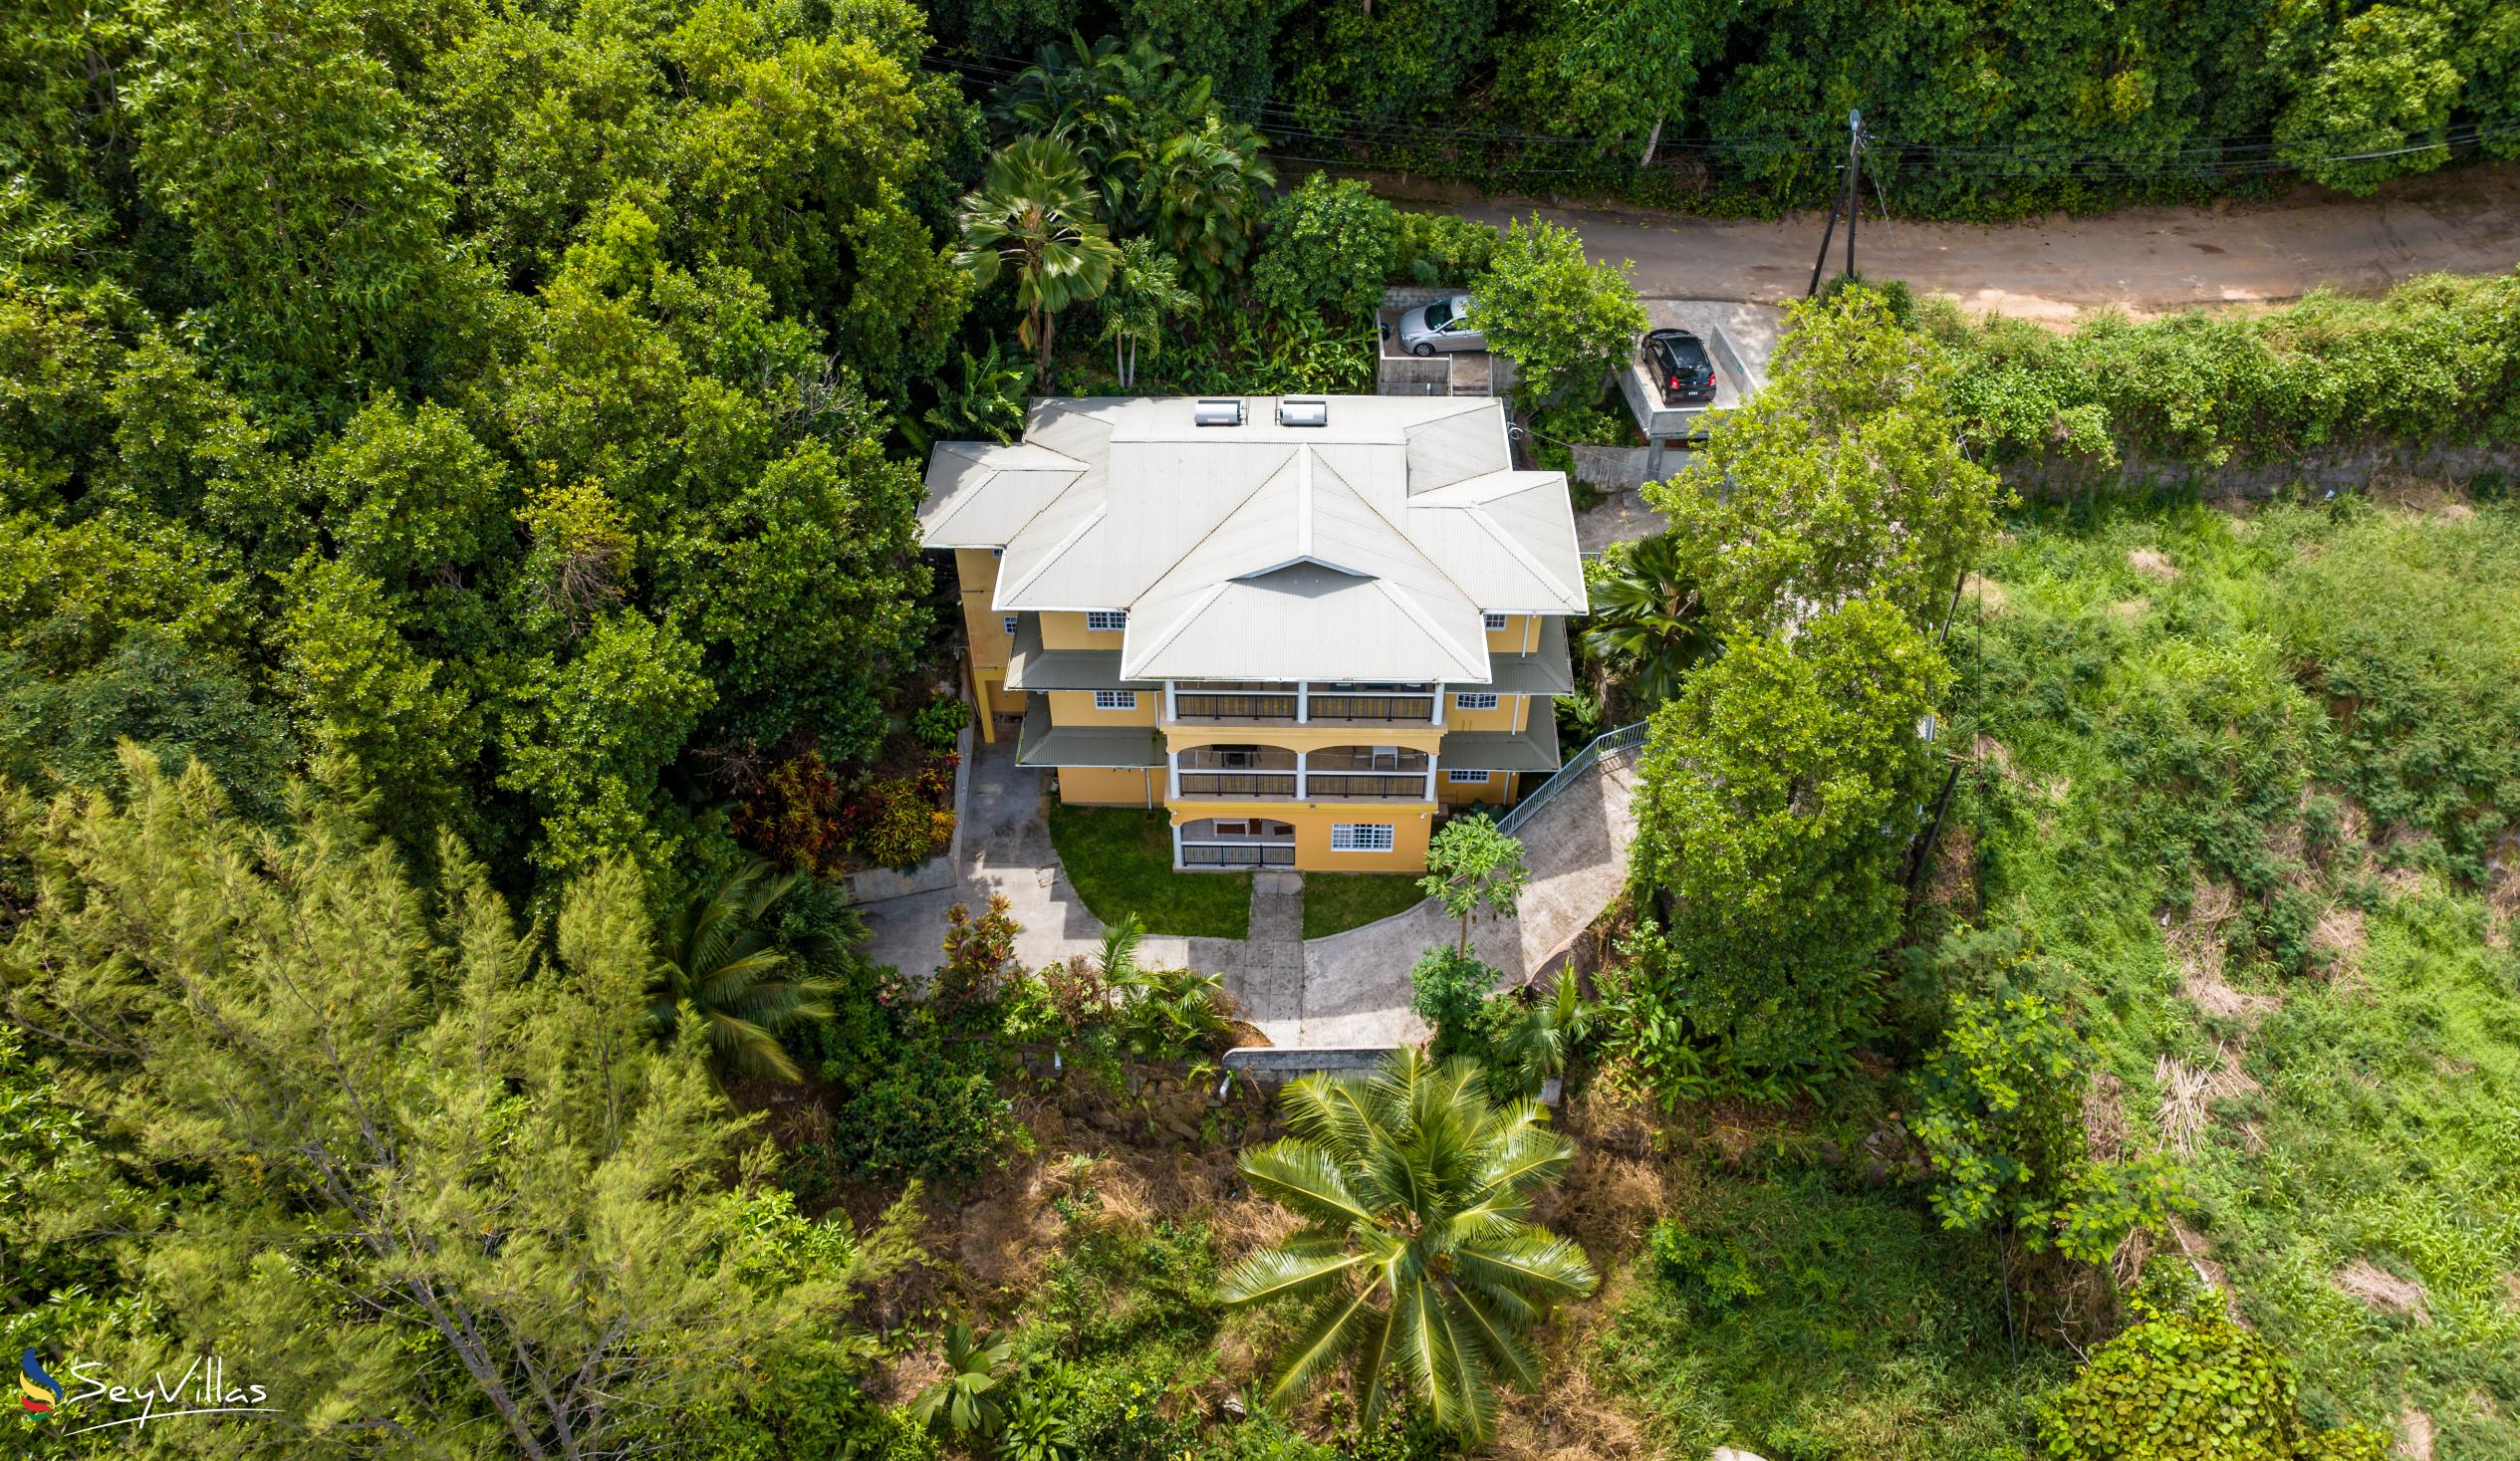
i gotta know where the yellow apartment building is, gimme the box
[919,394,1588,873]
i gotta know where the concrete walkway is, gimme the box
[855,738,1193,978]
[856,739,1648,1054]
[1293,750,1645,1049]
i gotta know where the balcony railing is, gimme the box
[1305,774,1429,799]
[1308,694,1435,723]
[1182,843,1296,867]
[1176,772,1299,798]
[1175,693,1298,721]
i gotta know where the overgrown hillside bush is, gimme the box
[1929,271,2520,474]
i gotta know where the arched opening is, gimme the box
[1306,744,1432,800]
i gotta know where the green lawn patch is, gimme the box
[1300,871,1425,939]
[1047,804,1249,939]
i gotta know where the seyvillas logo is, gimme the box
[19,1350,62,1413]
[14,1349,277,1435]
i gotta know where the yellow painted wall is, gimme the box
[1038,610,1127,651]
[1482,613,1542,655]
[1047,688,1159,725]
[956,551,1011,670]
[1059,767,1161,807]
[1166,801,1435,872]
[1441,691,1527,732]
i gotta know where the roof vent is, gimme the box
[1193,398,1244,427]
[1277,395,1330,428]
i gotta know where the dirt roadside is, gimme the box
[1412,159,2520,323]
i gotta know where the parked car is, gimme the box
[1396,294,1486,357]
[1644,328,1718,405]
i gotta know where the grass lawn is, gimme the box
[1300,871,1425,939]
[1046,804,1249,939]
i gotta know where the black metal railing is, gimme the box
[1307,774,1431,799]
[1177,773,1298,798]
[1182,844,1296,866]
[1308,695,1435,723]
[1174,694,1298,721]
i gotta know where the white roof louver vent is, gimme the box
[1193,398,1244,427]
[1277,395,1330,428]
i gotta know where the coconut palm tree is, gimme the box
[955,137,1122,385]
[647,858,838,1083]
[1580,531,1715,708]
[1219,1048,1598,1442]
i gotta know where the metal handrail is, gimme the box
[1492,721,1648,840]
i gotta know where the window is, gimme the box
[1001,614,1020,637]
[1086,609,1128,632]
[1331,824,1395,852]
[1453,692,1499,711]
[1447,770,1491,784]
[1094,690,1137,711]
[1484,612,1509,631]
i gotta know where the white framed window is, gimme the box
[1001,614,1020,636]
[1094,690,1138,710]
[1446,770,1491,784]
[1086,609,1128,632]
[1453,692,1500,711]
[1330,823,1395,852]
[1484,612,1509,631]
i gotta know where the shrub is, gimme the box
[2040,1298,2393,1460]
[1250,173,1400,326]
[1468,217,1646,409]
[855,773,953,869]
[824,1021,1016,1184]
[912,696,970,752]
[1394,211,1498,287]
[732,746,849,873]
[1408,945,1500,1058]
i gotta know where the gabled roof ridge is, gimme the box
[1119,582,1229,678]
[1320,449,1487,612]
[997,501,1107,604]
[1370,579,1489,681]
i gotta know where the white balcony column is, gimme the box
[1422,753,1437,801]
[1296,681,1309,724]
[1164,679,1177,721]
[1167,747,1181,802]
[1432,687,1446,727]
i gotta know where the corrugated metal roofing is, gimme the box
[918,395,1588,681]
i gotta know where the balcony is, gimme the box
[1169,744,1433,804]
[1166,681,1438,726]
[1178,817,1296,868]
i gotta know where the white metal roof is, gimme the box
[916,395,1589,681]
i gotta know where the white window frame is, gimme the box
[1453,692,1500,711]
[1484,612,1509,631]
[1093,690,1138,711]
[1001,614,1020,636]
[1330,823,1395,852]
[1086,609,1128,632]
[1446,769,1491,784]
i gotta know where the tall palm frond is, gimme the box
[647,858,838,1082]
[1220,1048,1598,1443]
[954,136,1121,383]
[1580,532,1715,708]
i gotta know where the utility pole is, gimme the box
[1807,108,1865,297]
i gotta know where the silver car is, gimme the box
[1396,294,1485,356]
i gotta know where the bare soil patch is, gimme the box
[2127,547,2178,581]
[2336,1258,2431,1323]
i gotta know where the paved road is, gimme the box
[1437,160,2520,323]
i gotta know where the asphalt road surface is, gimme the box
[1433,159,2520,323]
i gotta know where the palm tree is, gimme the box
[1148,116,1274,305]
[1099,238,1197,388]
[1491,970,1594,1098]
[1580,532,1715,708]
[1219,1048,1598,1442]
[647,858,838,1083]
[955,137,1122,385]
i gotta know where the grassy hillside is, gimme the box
[1567,487,2520,1460]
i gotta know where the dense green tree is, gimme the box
[1249,172,1401,327]
[498,609,714,877]
[1649,285,2004,638]
[955,136,1123,382]
[1148,114,1277,305]
[0,634,295,821]
[1467,218,1646,409]
[1505,0,1730,161]
[1618,601,1950,1099]
[1419,816,1529,954]
[1221,1048,1598,1443]
[2042,1298,2393,1461]
[2277,6,2465,192]
[0,753,907,1455]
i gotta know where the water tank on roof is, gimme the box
[1277,396,1330,428]
[1193,398,1244,427]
